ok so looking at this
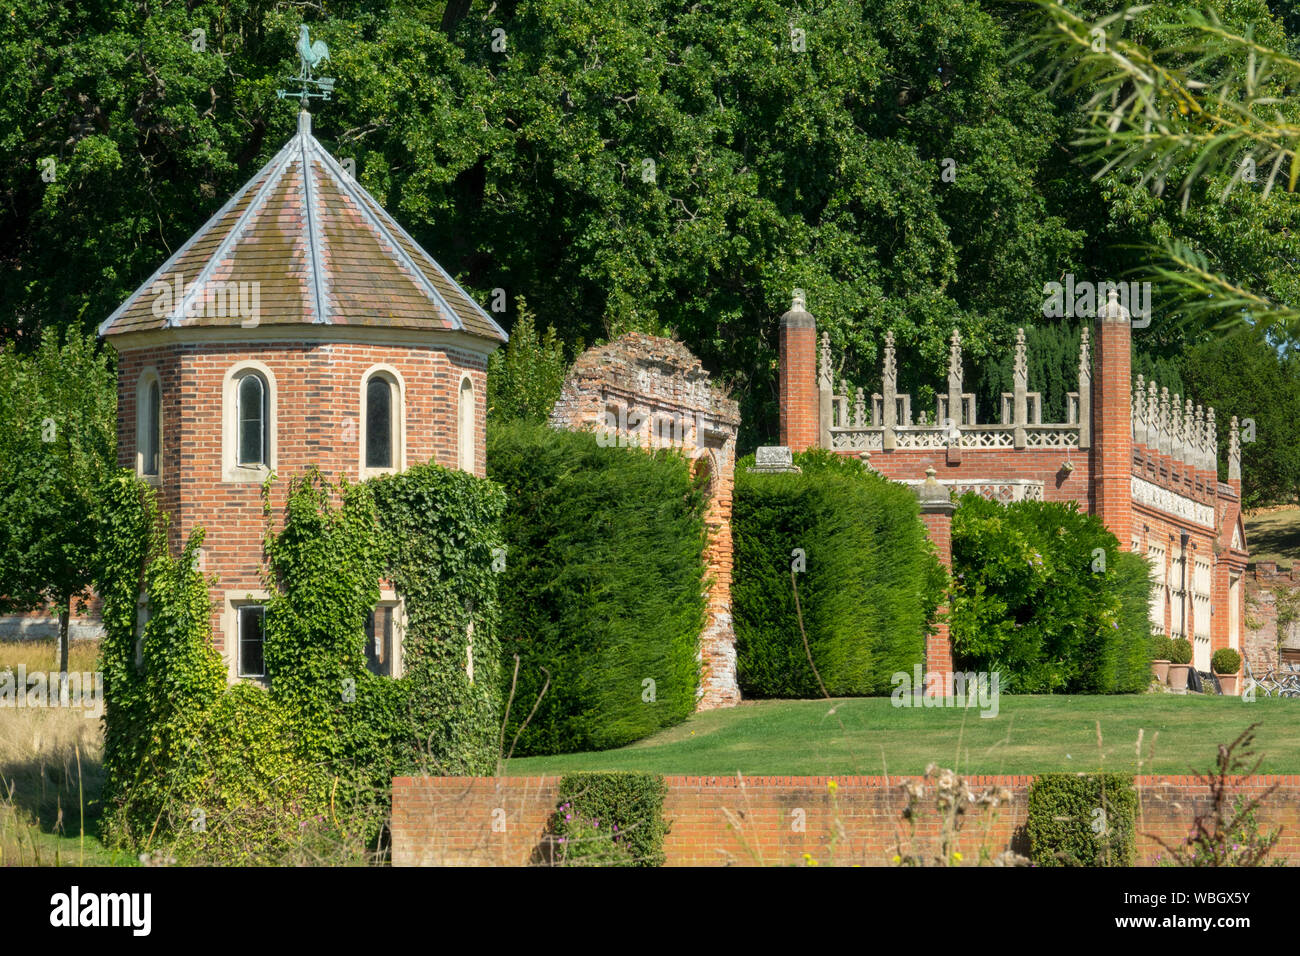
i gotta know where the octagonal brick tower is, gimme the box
[99,109,507,678]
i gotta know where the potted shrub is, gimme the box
[1168,638,1194,691]
[1211,647,1243,696]
[1149,634,1172,684]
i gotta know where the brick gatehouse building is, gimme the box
[98,109,506,681]
[777,293,1250,686]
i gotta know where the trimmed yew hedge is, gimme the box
[487,422,707,756]
[1026,773,1138,866]
[732,449,945,698]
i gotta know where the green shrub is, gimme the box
[1111,551,1158,692]
[1025,773,1138,866]
[549,816,637,866]
[732,449,945,697]
[96,474,232,849]
[949,495,1153,693]
[486,299,571,425]
[488,422,707,755]
[1212,647,1242,674]
[97,461,506,859]
[1150,634,1173,661]
[369,464,508,776]
[263,472,383,772]
[553,772,668,867]
[1170,638,1193,665]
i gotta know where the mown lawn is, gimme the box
[1244,506,1300,566]
[502,695,1300,777]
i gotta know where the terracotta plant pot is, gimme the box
[1216,673,1239,696]
[1151,659,1171,684]
[1168,663,1192,691]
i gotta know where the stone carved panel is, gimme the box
[898,478,1045,503]
[830,429,884,452]
[1131,475,1215,528]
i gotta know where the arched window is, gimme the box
[366,377,393,468]
[136,371,162,479]
[222,362,276,482]
[360,367,403,476]
[457,376,476,472]
[237,372,268,466]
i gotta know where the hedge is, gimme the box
[732,449,945,698]
[487,421,707,755]
[949,494,1153,694]
[1025,773,1138,866]
[553,772,668,867]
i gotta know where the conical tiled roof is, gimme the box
[99,111,506,342]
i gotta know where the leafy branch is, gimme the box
[1016,0,1300,335]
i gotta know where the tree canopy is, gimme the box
[2,0,1295,459]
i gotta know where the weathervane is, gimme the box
[277,25,335,103]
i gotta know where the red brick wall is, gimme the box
[776,300,1250,661]
[0,591,104,638]
[391,774,1300,867]
[1094,309,1133,547]
[868,449,1092,506]
[1245,563,1300,671]
[778,311,818,453]
[113,338,488,655]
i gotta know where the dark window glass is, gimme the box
[364,606,394,676]
[238,374,266,466]
[142,380,161,476]
[366,377,392,468]
[238,606,265,678]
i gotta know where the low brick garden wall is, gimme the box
[391,774,1300,866]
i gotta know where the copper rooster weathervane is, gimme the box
[277,25,335,103]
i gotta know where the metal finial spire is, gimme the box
[277,25,336,103]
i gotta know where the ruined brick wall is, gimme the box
[392,774,1300,867]
[1244,563,1300,672]
[549,333,741,709]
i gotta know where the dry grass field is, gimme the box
[0,640,125,865]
